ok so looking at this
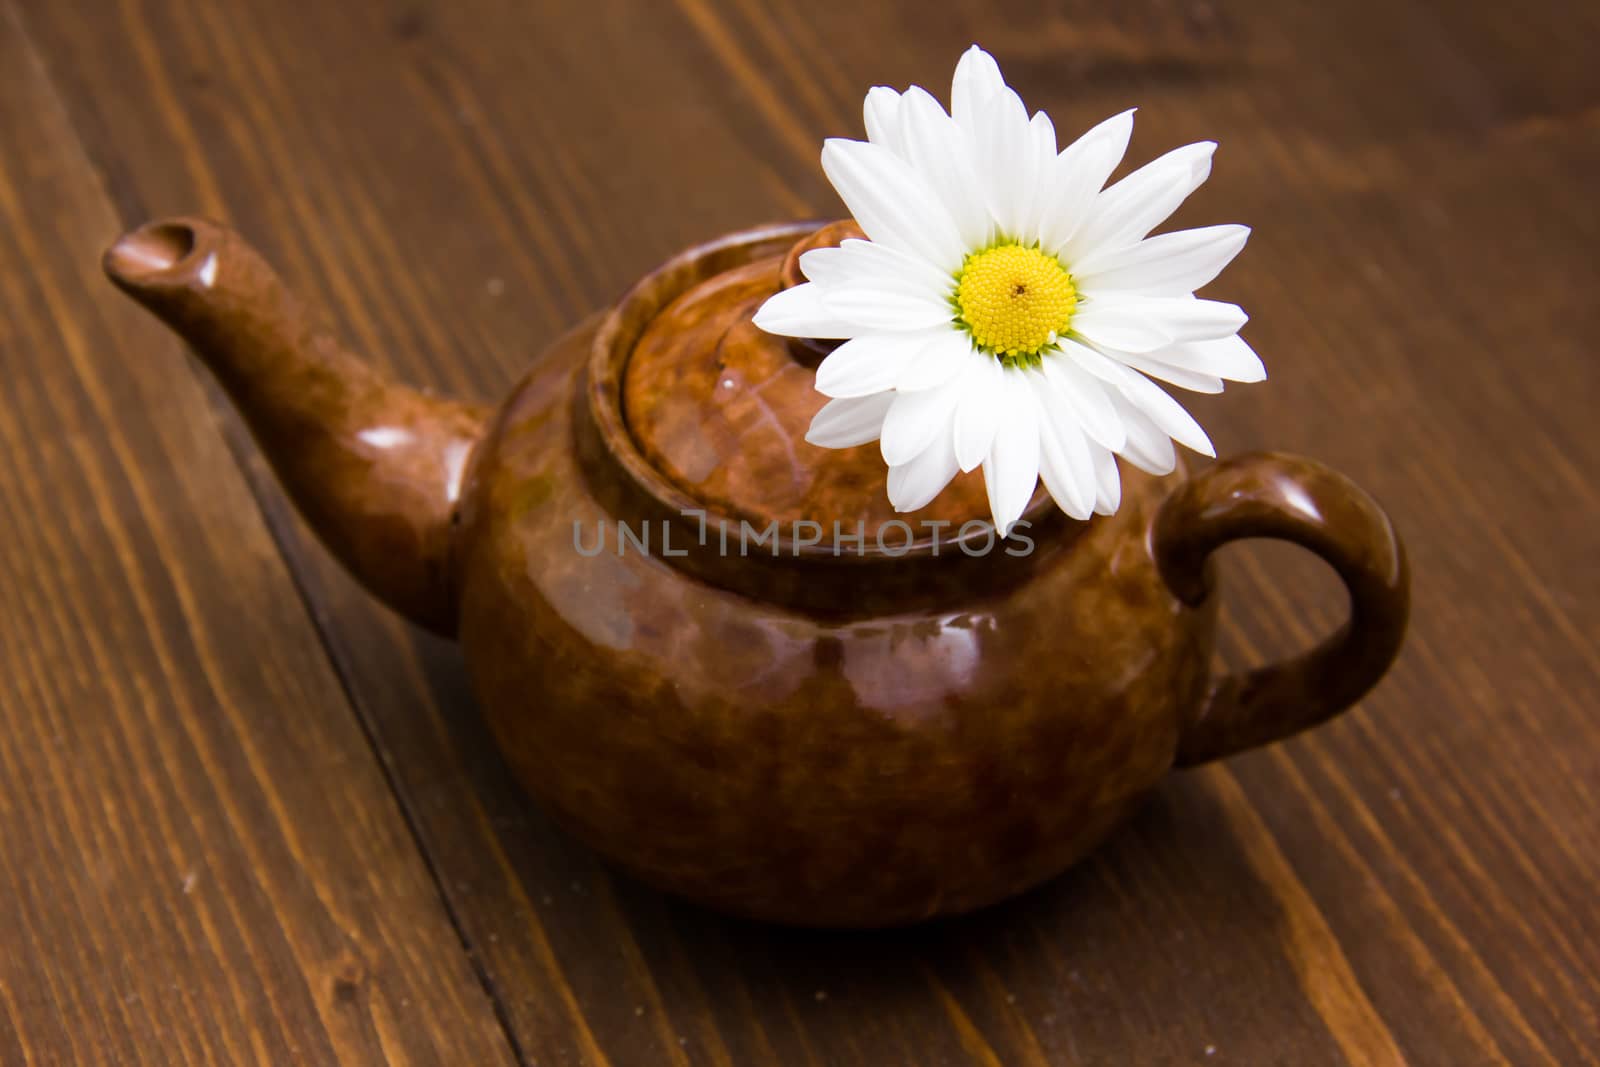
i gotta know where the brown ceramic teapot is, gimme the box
[103,216,1408,927]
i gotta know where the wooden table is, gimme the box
[2,1,1596,1063]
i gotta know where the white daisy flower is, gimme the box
[754,45,1266,535]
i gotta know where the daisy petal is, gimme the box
[1062,340,1216,456]
[888,421,961,513]
[1077,296,1246,347]
[899,86,993,250]
[1038,109,1136,254]
[982,372,1041,535]
[1137,297,1248,341]
[1111,393,1178,475]
[1039,353,1127,451]
[1074,224,1250,296]
[863,86,905,156]
[752,282,857,339]
[1090,443,1122,515]
[1056,336,1135,386]
[951,45,1005,134]
[977,88,1036,238]
[822,287,958,331]
[1112,366,1215,456]
[815,332,935,398]
[1111,349,1226,393]
[880,372,966,466]
[806,393,896,448]
[898,330,977,392]
[953,356,1004,471]
[1029,373,1094,518]
[799,239,952,297]
[1020,110,1058,242]
[1068,304,1176,352]
[1063,141,1216,262]
[821,138,966,271]
[1156,334,1267,382]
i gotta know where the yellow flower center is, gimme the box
[953,243,1077,364]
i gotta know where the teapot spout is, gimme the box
[104,217,485,636]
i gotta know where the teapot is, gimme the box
[103,216,1408,927]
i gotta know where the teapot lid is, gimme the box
[607,221,1021,544]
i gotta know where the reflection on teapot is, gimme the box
[104,217,1407,927]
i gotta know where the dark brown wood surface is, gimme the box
[1,0,1596,1062]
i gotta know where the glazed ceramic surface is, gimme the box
[104,217,1409,926]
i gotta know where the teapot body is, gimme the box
[456,316,1213,926]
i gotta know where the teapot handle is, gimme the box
[1152,452,1410,767]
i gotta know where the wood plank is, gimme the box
[15,0,1600,1062]
[0,6,520,1064]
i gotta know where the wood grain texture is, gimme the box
[7,0,1600,1062]
[0,6,518,1065]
